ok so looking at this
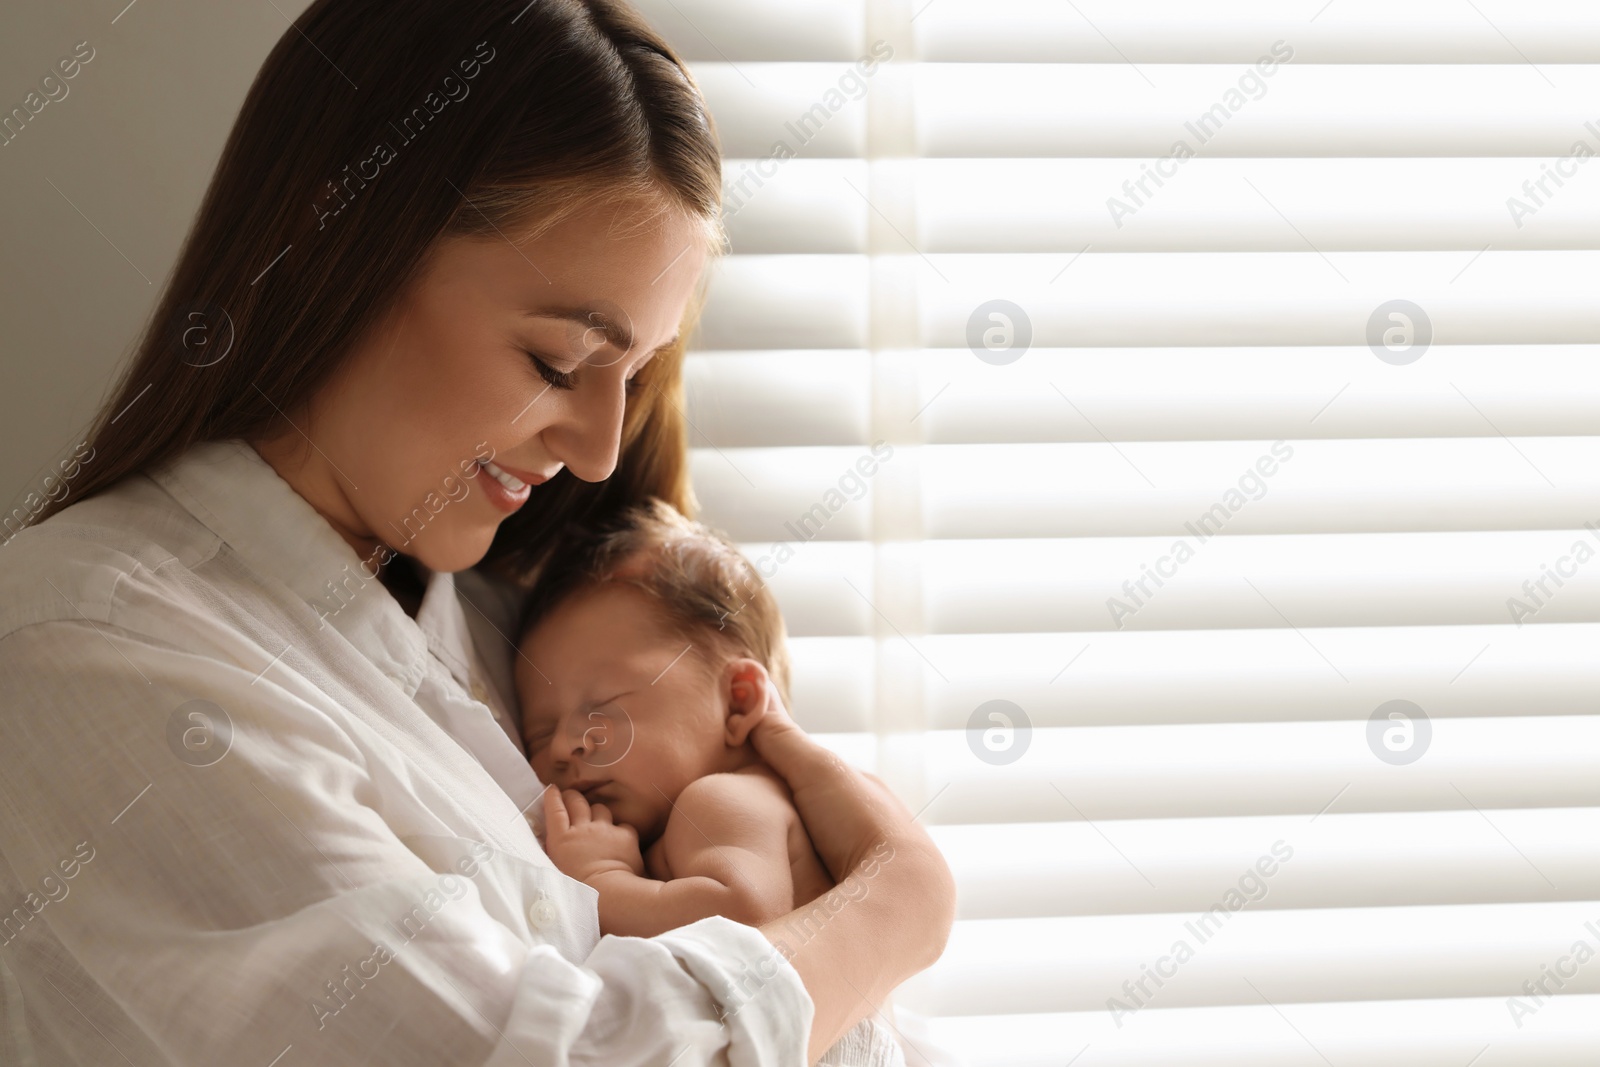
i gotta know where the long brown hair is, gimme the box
[31,0,724,585]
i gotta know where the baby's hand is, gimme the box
[540,785,646,884]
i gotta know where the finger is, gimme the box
[541,784,568,835]
[747,683,829,785]
[591,802,613,824]
[562,787,591,824]
[749,677,797,742]
[757,674,797,727]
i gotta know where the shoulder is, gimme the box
[0,471,219,645]
[660,770,798,894]
[671,769,797,835]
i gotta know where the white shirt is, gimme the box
[0,437,825,1066]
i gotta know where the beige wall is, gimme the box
[1,0,313,509]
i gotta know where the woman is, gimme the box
[0,1,955,1064]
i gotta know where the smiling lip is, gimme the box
[483,458,559,486]
[475,458,561,515]
[476,464,531,513]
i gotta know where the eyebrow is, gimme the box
[521,305,680,357]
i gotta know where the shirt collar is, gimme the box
[413,557,477,696]
[146,437,430,693]
[148,437,545,812]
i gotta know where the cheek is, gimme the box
[373,302,531,453]
[323,331,479,494]
[395,321,510,426]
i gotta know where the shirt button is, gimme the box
[469,678,489,703]
[528,895,557,930]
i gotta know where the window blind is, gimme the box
[635,1,1600,1062]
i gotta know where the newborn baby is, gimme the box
[513,498,904,1065]
[516,497,842,931]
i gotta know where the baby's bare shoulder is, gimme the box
[654,770,799,886]
[678,767,792,808]
[673,768,797,828]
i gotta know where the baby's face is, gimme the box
[515,582,731,845]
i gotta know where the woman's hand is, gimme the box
[747,676,928,880]
[747,677,957,1063]
[541,785,646,884]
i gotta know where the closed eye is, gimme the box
[524,349,652,394]
[522,351,578,391]
[626,350,658,392]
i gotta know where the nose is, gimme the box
[550,711,594,769]
[542,376,626,483]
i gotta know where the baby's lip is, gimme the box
[567,780,611,800]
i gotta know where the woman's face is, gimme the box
[255,196,708,574]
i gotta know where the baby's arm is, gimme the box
[542,774,797,938]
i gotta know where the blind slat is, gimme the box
[720,157,1600,254]
[692,63,1600,158]
[925,996,1600,1067]
[915,718,1600,824]
[908,902,1600,1015]
[696,253,1600,350]
[786,624,1600,729]
[688,347,1600,447]
[916,0,1600,65]
[936,808,1600,919]
[693,441,1600,543]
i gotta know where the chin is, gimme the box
[405,525,496,575]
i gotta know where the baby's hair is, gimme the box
[516,497,793,706]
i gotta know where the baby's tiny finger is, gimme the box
[540,784,567,834]
[562,787,591,823]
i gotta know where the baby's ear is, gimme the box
[721,657,771,746]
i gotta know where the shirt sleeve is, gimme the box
[0,619,813,1067]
